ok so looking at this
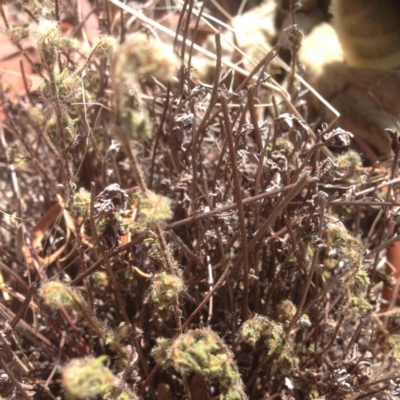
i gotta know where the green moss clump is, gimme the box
[241,316,284,352]
[41,68,79,104]
[277,300,296,326]
[91,35,119,60]
[117,108,152,141]
[344,295,372,321]
[74,187,91,217]
[6,24,29,44]
[45,115,78,147]
[62,356,117,398]
[350,269,370,296]
[151,337,174,369]
[386,334,400,359]
[34,19,62,66]
[326,222,362,268]
[40,281,84,310]
[150,271,184,309]
[335,149,362,179]
[156,330,247,399]
[139,192,172,227]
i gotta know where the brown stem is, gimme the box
[287,192,327,333]
[90,182,129,323]
[220,94,250,322]
[165,177,319,231]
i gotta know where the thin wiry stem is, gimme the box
[165,177,319,231]
[0,354,30,400]
[46,60,93,311]
[90,182,129,324]
[220,93,250,321]
[287,192,327,333]
[247,174,311,255]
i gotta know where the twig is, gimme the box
[90,182,130,324]
[109,0,287,95]
[165,177,319,231]
[149,85,171,190]
[247,175,311,255]
[220,93,250,321]
[0,352,30,400]
[70,238,145,285]
[10,283,36,329]
[287,191,327,333]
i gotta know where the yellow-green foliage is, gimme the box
[150,271,184,309]
[350,269,370,296]
[240,316,300,370]
[386,334,400,359]
[45,115,78,147]
[335,149,362,177]
[118,108,152,141]
[275,343,298,369]
[277,300,296,325]
[326,222,362,268]
[6,24,29,44]
[6,144,25,167]
[28,106,46,127]
[298,313,311,328]
[277,300,311,328]
[40,281,104,335]
[344,295,372,321]
[91,35,119,60]
[171,330,226,375]
[41,283,132,363]
[62,356,117,398]
[271,138,294,156]
[41,68,79,104]
[40,281,84,310]
[139,192,172,227]
[111,33,178,86]
[107,322,131,345]
[241,316,283,351]
[34,19,62,66]
[105,323,131,361]
[74,187,91,217]
[169,329,246,399]
[151,337,174,369]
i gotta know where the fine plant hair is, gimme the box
[1,0,400,399]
